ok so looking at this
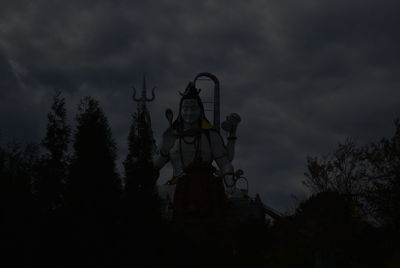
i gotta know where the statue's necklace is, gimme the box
[179,133,201,167]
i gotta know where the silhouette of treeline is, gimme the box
[267,124,400,267]
[0,91,163,268]
[0,91,399,267]
[296,126,400,267]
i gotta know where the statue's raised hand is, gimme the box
[222,113,241,136]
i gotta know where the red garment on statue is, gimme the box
[173,163,226,222]
[171,163,239,256]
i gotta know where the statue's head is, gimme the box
[173,82,207,130]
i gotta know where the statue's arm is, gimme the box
[222,113,241,162]
[214,153,236,195]
[209,131,235,193]
[215,157,234,175]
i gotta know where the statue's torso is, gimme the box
[169,130,227,177]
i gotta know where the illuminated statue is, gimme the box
[155,81,240,224]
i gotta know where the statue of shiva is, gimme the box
[154,81,241,222]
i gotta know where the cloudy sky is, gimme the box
[1,0,399,211]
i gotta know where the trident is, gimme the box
[132,75,156,104]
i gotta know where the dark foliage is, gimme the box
[64,96,123,267]
[124,110,159,214]
[365,119,400,230]
[67,96,122,212]
[301,120,400,267]
[266,192,383,268]
[122,107,163,266]
[31,91,72,267]
[35,90,71,212]
[304,138,368,198]
[0,142,39,267]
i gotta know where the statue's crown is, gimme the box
[179,82,201,98]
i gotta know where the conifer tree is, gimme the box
[122,101,162,266]
[65,96,122,266]
[123,109,159,219]
[35,90,71,212]
[124,111,157,196]
[66,96,122,217]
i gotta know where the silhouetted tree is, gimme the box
[124,111,158,208]
[304,120,400,229]
[65,96,122,267]
[67,96,122,212]
[299,121,400,266]
[31,91,71,267]
[123,108,161,266]
[303,138,368,202]
[360,121,400,265]
[35,90,71,212]
[365,119,400,229]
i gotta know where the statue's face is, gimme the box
[181,99,201,125]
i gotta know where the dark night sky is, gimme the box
[1,0,400,211]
